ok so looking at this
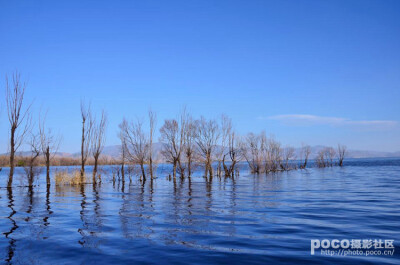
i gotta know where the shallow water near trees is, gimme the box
[0,159,399,264]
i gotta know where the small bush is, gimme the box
[17,160,26,167]
[55,170,88,185]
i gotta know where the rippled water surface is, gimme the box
[0,159,399,264]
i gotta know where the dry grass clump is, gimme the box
[55,170,88,185]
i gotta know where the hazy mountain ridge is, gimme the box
[6,144,399,160]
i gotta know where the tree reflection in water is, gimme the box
[4,188,18,264]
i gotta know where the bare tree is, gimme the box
[120,118,149,181]
[25,132,41,187]
[316,149,327,168]
[337,144,347,167]
[216,115,242,177]
[39,112,61,186]
[159,109,190,179]
[223,130,242,177]
[194,117,220,179]
[91,109,107,184]
[177,110,189,177]
[266,137,282,172]
[80,101,93,181]
[5,72,32,188]
[327,147,336,167]
[160,119,182,179]
[240,132,264,174]
[118,120,128,181]
[316,147,335,167]
[183,114,196,177]
[300,144,311,169]
[148,109,157,180]
[217,114,231,177]
[282,146,296,170]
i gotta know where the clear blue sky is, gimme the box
[0,0,399,153]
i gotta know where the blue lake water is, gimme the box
[0,158,399,264]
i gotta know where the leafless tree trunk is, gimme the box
[316,149,326,167]
[5,72,32,188]
[327,147,336,167]
[159,109,189,179]
[39,112,61,186]
[160,119,182,179]
[148,109,157,180]
[184,114,196,177]
[217,114,231,177]
[194,117,219,179]
[80,101,93,182]
[177,110,188,178]
[223,131,242,177]
[337,144,347,167]
[91,109,107,184]
[282,146,295,170]
[300,144,311,169]
[120,118,149,182]
[219,116,241,177]
[118,121,128,182]
[316,147,335,167]
[240,132,264,174]
[241,133,282,174]
[267,137,282,172]
[25,132,41,187]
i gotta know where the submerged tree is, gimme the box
[282,146,296,170]
[316,147,336,168]
[300,144,311,169]
[194,117,220,179]
[216,115,241,177]
[159,109,188,179]
[6,72,32,188]
[240,132,288,174]
[337,144,347,167]
[327,147,336,167]
[240,132,265,174]
[91,109,107,184]
[39,112,61,186]
[216,114,231,177]
[266,137,282,172]
[148,109,157,180]
[118,121,128,181]
[160,119,183,179]
[316,149,326,168]
[183,113,196,177]
[223,130,241,177]
[80,101,93,181]
[25,132,41,187]
[120,118,149,181]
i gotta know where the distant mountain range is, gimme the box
[299,145,400,159]
[97,144,400,159]
[5,143,400,160]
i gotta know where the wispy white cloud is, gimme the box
[263,114,398,129]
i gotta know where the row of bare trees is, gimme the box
[3,72,348,188]
[118,110,157,182]
[5,72,67,188]
[240,131,348,173]
[116,109,349,181]
[79,102,108,184]
[315,144,347,168]
[118,110,240,182]
[4,72,109,188]
[239,132,291,173]
[118,111,284,181]
[156,116,347,177]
